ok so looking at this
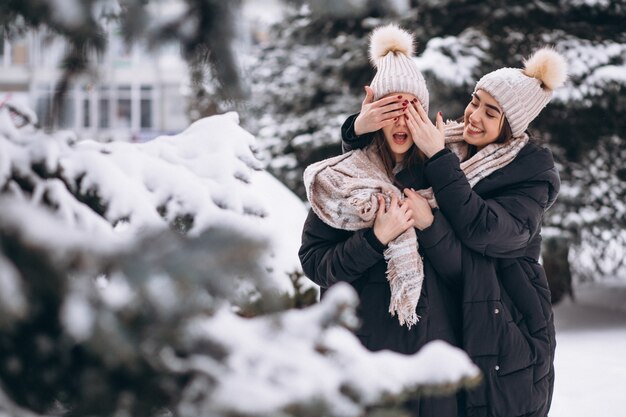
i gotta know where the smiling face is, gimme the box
[381,93,418,162]
[463,89,506,149]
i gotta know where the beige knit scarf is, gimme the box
[303,121,528,328]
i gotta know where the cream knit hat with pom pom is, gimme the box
[474,47,568,137]
[369,24,429,113]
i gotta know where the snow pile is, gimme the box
[1,99,482,416]
[551,290,626,416]
[0,196,480,416]
[162,284,481,417]
[0,103,308,293]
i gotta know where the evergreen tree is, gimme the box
[243,0,626,289]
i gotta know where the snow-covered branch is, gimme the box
[1,102,479,416]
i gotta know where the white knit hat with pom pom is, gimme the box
[474,47,568,137]
[369,24,429,113]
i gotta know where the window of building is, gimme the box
[116,85,131,128]
[83,96,91,128]
[99,86,110,128]
[140,85,153,129]
[11,38,28,66]
[35,84,53,129]
[59,95,75,129]
[0,33,5,66]
[82,84,93,128]
[35,85,75,129]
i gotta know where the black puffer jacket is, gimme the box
[418,145,559,417]
[341,114,560,417]
[299,163,462,417]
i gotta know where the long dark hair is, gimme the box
[495,116,514,144]
[370,130,426,187]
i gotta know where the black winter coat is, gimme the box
[299,163,462,417]
[341,114,560,417]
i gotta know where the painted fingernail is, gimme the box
[394,117,398,121]
[397,95,402,99]
[412,98,417,103]
[438,111,442,117]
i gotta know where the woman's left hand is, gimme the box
[405,101,445,158]
[402,188,434,230]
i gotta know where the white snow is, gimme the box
[0,100,310,294]
[98,274,136,310]
[182,284,481,417]
[0,198,126,258]
[551,38,626,103]
[0,255,27,321]
[241,0,285,25]
[1,98,485,416]
[565,0,611,8]
[551,283,626,416]
[414,29,490,87]
[61,293,95,342]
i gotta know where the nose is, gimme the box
[397,115,407,126]
[468,109,481,125]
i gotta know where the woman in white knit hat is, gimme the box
[341,47,567,417]
[300,24,463,417]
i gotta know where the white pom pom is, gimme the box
[369,24,414,68]
[523,47,568,90]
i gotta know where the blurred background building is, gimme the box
[0,0,285,142]
[0,11,190,142]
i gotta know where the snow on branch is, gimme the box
[414,29,490,87]
[1,100,479,417]
[0,104,308,294]
[172,284,481,417]
[552,37,626,102]
[0,201,480,416]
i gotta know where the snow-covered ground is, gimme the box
[551,283,626,417]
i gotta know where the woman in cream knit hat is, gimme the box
[300,24,463,417]
[342,48,567,417]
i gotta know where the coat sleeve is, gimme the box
[424,150,551,258]
[415,209,463,289]
[299,209,386,288]
[341,113,375,153]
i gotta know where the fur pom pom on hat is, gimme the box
[369,24,415,67]
[523,48,568,90]
[368,24,429,112]
[474,47,568,137]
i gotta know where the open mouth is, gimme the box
[393,133,409,145]
[466,124,483,135]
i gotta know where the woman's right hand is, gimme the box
[402,188,434,230]
[373,194,414,245]
[354,86,407,136]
